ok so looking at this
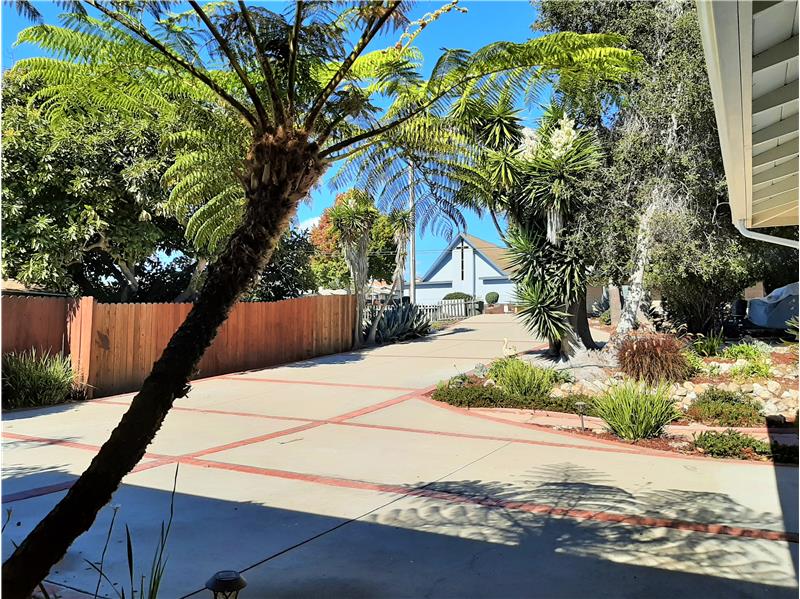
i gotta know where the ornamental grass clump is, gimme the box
[2,349,76,409]
[722,342,767,361]
[616,334,690,383]
[593,381,678,440]
[488,357,561,400]
[691,330,724,357]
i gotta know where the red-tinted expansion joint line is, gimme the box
[4,431,797,544]
[217,376,417,392]
[181,456,800,544]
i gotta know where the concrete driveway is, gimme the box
[2,315,797,598]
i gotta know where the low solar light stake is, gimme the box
[575,402,587,431]
[206,570,247,599]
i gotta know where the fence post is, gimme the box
[68,296,95,398]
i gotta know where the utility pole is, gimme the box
[408,162,416,304]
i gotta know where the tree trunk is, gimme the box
[616,200,657,336]
[2,131,323,599]
[116,259,139,302]
[573,291,597,349]
[366,234,408,345]
[174,257,208,303]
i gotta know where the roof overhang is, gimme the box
[697,0,798,228]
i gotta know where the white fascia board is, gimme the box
[697,0,752,225]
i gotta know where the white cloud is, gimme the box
[296,215,321,231]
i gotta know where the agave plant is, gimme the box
[365,304,431,344]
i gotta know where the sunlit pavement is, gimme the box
[2,315,797,598]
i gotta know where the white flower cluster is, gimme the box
[549,115,578,159]
[518,127,538,158]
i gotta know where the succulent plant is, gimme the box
[364,304,431,344]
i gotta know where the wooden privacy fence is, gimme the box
[418,299,482,322]
[2,294,356,398]
[1,295,70,355]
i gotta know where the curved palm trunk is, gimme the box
[2,132,323,599]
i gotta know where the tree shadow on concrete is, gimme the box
[4,462,797,598]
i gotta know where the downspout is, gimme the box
[734,219,799,249]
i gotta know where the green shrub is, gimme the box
[592,381,678,440]
[687,388,762,427]
[616,334,690,383]
[443,292,472,300]
[684,350,721,377]
[729,356,771,381]
[485,292,499,305]
[722,343,766,361]
[488,357,560,400]
[691,330,724,357]
[537,393,596,416]
[431,381,594,414]
[431,382,512,408]
[694,430,772,460]
[2,350,77,409]
[598,309,611,326]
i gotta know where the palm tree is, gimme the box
[329,190,378,347]
[366,208,413,345]
[4,2,639,593]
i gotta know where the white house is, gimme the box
[410,233,516,304]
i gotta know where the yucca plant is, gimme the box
[1,350,75,410]
[593,381,678,441]
[329,190,378,347]
[5,2,639,593]
[365,208,413,345]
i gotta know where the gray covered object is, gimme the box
[747,282,799,329]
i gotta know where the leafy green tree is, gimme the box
[4,2,637,592]
[1,69,196,301]
[534,0,798,335]
[310,204,396,289]
[244,229,317,302]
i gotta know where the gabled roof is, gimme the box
[420,232,514,281]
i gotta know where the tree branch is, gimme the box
[303,1,401,133]
[286,0,304,119]
[189,0,269,130]
[237,0,287,127]
[84,0,258,129]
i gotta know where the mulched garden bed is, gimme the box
[561,427,797,464]
[771,351,798,366]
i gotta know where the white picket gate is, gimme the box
[417,298,481,322]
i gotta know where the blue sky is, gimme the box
[2,1,543,275]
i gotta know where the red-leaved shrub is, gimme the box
[616,333,690,383]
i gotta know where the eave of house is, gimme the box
[697,0,798,228]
